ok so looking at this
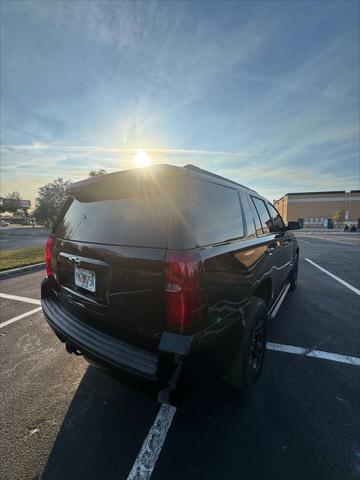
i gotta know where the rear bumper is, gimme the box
[41,276,222,403]
[42,296,159,381]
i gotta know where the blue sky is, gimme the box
[1,0,359,204]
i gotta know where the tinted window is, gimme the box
[251,197,272,235]
[240,191,256,238]
[266,203,285,231]
[192,180,243,246]
[54,195,170,247]
[248,197,263,235]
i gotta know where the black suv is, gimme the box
[41,164,299,402]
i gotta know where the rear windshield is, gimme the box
[54,195,170,247]
[54,173,245,248]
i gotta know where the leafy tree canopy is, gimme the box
[5,191,21,200]
[33,178,70,227]
[89,168,108,177]
[332,208,345,222]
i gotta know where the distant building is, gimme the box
[0,198,31,210]
[0,198,32,224]
[274,190,360,226]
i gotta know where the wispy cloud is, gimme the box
[1,143,275,157]
[1,1,359,204]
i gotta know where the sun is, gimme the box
[134,149,152,168]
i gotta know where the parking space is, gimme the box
[295,232,360,288]
[0,298,39,325]
[153,355,359,480]
[0,271,42,300]
[0,238,359,480]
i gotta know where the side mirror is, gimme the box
[287,221,301,230]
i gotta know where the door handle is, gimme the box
[266,245,277,255]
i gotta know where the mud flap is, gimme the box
[157,332,193,405]
[221,307,247,390]
[222,298,267,391]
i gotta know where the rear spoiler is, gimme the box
[66,164,187,202]
[66,170,127,197]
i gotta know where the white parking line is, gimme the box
[305,258,360,295]
[300,236,358,245]
[127,404,177,480]
[0,307,42,329]
[267,342,360,366]
[296,235,359,246]
[0,293,41,305]
[314,237,358,245]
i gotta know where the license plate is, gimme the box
[74,266,96,292]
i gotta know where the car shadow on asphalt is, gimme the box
[41,366,160,480]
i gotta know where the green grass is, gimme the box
[0,246,45,271]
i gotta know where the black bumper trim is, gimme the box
[42,297,158,380]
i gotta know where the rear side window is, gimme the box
[54,195,170,247]
[251,197,273,235]
[191,180,243,246]
[248,197,263,235]
[266,203,285,231]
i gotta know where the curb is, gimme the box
[296,231,359,235]
[0,262,45,279]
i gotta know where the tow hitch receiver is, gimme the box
[65,342,82,356]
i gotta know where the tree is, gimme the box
[89,168,107,177]
[33,178,70,227]
[332,208,345,223]
[5,192,21,201]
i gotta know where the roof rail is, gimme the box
[183,164,254,191]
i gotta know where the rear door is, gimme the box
[250,196,290,296]
[186,179,248,368]
[265,201,294,283]
[52,171,184,352]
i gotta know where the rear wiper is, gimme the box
[70,213,87,238]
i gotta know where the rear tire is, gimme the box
[222,297,267,391]
[289,254,299,291]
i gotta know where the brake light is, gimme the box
[165,250,205,334]
[45,236,55,276]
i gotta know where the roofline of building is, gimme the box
[274,190,360,203]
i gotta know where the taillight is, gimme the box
[45,236,55,276]
[165,250,205,334]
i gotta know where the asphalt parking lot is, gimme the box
[0,233,359,480]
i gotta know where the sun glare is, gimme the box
[134,149,152,168]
